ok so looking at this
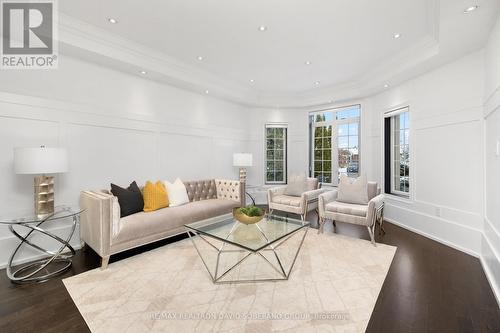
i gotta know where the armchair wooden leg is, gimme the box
[332,220,336,231]
[318,217,325,234]
[378,216,386,235]
[100,255,110,270]
[367,226,376,246]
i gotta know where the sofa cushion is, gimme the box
[164,178,189,207]
[110,181,144,218]
[271,194,303,207]
[337,174,368,205]
[143,181,169,212]
[325,201,368,217]
[284,175,308,196]
[114,199,239,245]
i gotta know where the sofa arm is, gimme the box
[367,194,385,227]
[318,190,339,216]
[302,188,328,203]
[215,179,241,204]
[79,191,119,257]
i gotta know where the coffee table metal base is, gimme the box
[187,223,308,284]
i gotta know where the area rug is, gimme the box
[63,231,396,333]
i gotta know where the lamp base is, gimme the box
[34,175,54,217]
[239,168,247,207]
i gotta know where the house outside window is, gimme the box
[265,124,287,184]
[384,106,410,196]
[309,105,361,185]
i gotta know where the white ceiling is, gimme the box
[58,0,500,107]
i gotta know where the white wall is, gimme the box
[249,48,498,303]
[482,14,500,306]
[366,51,485,257]
[0,56,251,268]
[250,53,485,260]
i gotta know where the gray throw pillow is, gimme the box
[284,175,308,196]
[337,174,369,205]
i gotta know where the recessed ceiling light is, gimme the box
[258,26,267,32]
[305,61,311,65]
[108,18,118,24]
[384,84,389,88]
[393,33,401,39]
[140,70,147,75]
[249,79,255,83]
[315,81,320,86]
[197,56,203,61]
[205,90,209,94]
[464,5,479,13]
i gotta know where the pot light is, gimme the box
[197,56,203,61]
[205,90,209,94]
[249,79,255,83]
[464,5,479,13]
[140,70,147,75]
[393,33,401,39]
[315,81,320,86]
[384,84,389,88]
[305,61,311,65]
[258,26,267,32]
[108,18,118,24]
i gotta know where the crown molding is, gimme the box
[56,0,443,108]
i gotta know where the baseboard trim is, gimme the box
[384,217,480,258]
[480,256,500,309]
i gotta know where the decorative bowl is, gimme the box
[232,207,265,225]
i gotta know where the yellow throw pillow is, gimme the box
[143,181,169,212]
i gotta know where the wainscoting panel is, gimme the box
[61,123,160,203]
[384,203,482,257]
[482,218,500,305]
[0,91,252,268]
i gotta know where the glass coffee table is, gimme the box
[185,214,309,283]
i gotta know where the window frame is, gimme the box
[264,123,288,185]
[309,104,361,186]
[384,106,410,198]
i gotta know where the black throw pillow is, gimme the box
[110,181,144,217]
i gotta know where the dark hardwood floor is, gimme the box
[0,211,498,333]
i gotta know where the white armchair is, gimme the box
[267,177,327,220]
[318,181,384,246]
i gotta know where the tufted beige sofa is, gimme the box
[80,179,241,269]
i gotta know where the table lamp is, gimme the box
[233,153,253,182]
[14,146,68,217]
[233,153,252,206]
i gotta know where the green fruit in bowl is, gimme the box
[239,206,264,217]
[233,206,265,225]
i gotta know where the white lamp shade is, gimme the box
[14,147,68,174]
[233,153,253,167]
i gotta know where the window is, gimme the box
[265,124,287,184]
[309,105,360,185]
[384,107,410,196]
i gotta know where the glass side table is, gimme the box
[0,206,83,283]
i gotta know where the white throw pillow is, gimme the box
[164,178,190,207]
[284,174,308,196]
[337,174,368,205]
